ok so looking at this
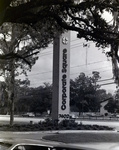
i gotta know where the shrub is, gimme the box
[0,118,114,131]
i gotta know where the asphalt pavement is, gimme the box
[0,115,119,150]
[0,130,118,150]
[76,120,119,131]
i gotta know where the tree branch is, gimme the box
[24,51,39,58]
[0,52,31,66]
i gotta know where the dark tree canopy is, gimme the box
[0,0,118,47]
[1,0,119,84]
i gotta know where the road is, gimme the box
[76,119,119,131]
[0,115,44,124]
[0,115,119,130]
[1,131,119,150]
[0,116,119,150]
[0,130,55,140]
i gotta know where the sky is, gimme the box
[22,10,117,94]
[24,30,117,94]
[2,10,114,94]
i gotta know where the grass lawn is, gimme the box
[43,133,119,143]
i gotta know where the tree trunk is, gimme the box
[9,25,16,126]
[9,60,15,126]
[10,93,14,126]
[111,8,119,85]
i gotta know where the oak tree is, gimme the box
[0,0,119,84]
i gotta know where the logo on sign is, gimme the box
[61,48,68,111]
[62,37,68,45]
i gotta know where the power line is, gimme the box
[70,68,112,77]
[71,60,110,68]
[28,68,113,86]
[30,79,52,86]
[26,67,111,78]
[41,40,86,51]
[38,45,83,57]
[39,41,94,57]
[23,61,111,77]
[71,38,81,42]
[100,82,115,86]
[71,41,93,47]
[28,70,113,82]
[30,78,115,87]
[70,67,112,76]
[17,64,111,80]
[21,39,111,86]
[28,71,52,76]
[97,78,113,83]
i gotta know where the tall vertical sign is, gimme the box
[52,32,70,121]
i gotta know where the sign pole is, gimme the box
[52,32,70,121]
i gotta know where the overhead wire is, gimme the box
[97,78,114,83]
[25,38,112,86]
[38,41,94,57]
[29,68,113,86]
[20,60,111,77]
[100,82,115,86]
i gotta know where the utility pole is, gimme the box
[83,43,90,65]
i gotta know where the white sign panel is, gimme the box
[58,32,70,120]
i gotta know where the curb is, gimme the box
[0,129,116,134]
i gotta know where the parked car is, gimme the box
[115,114,119,118]
[35,113,41,117]
[108,113,116,117]
[95,113,104,117]
[85,113,96,117]
[22,112,35,117]
[70,114,79,119]
[0,138,95,150]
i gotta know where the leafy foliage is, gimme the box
[0,73,112,115]
[104,98,119,113]
[0,0,119,84]
[104,89,119,113]
[15,83,52,114]
[0,0,118,47]
[0,22,56,125]
[70,72,113,113]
